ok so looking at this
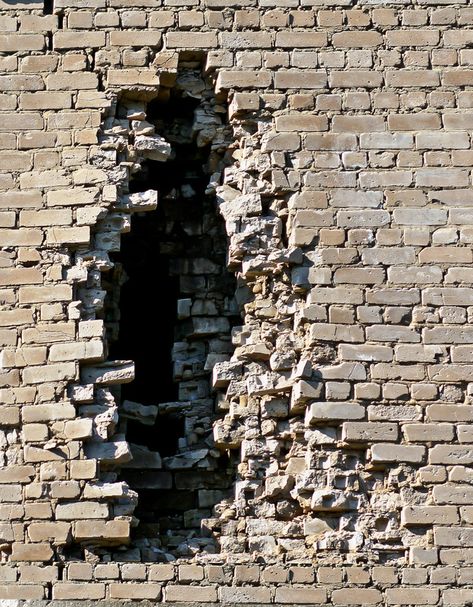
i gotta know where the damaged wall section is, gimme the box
[74,56,241,562]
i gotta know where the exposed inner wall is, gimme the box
[102,64,240,560]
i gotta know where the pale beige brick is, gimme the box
[23,403,75,423]
[28,522,70,543]
[46,226,90,245]
[275,70,327,89]
[275,32,327,48]
[386,589,439,605]
[342,422,398,442]
[109,31,162,46]
[0,269,42,287]
[219,587,271,603]
[274,587,327,604]
[332,115,385,132]
[329,71,383,88]
[53,584,106,600]
[371,443,425,463]
[74,520,129,543]
[388,113,441,130]
[332,588,382,605]
[53,31,105,49]
[11,543,53,562]
[166,32,217,48]
[19,565,58,584]
[23,362,76,384]
[110,583,161,600]
[275,114,327,132]
[20,92,72,110]
[0,585,44,599]
[332,31,383,47]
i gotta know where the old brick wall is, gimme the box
[2,0,473,603]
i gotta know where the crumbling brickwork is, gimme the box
[3,0,473,603]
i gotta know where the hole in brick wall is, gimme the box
[43,0,53,14]
[105,60,240,559]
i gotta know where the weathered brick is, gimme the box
[165,586,217,602]
[53,31,105,49]
[371,444,426,463]
[386,589,439,605]
[53,584,106,599]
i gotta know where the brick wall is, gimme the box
[2,0,473,602]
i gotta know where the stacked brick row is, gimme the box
[6,560,473,602]
[1,0,473,601]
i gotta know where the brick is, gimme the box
[20,92,72,110]
[276,32,327,48]
[46,72,98,90]
[23,362,76,384]
[342,422,398,442]
[0,76,44,91]
[388,113,441,130]
[28,522,70,543]
[388,266,443,284]
[19,285,72,304]
[46,227,90,245]
[434,485,473,505]
[0,585,44,599]
[166,32,218,48]
[305,402,364,423]
[275,70,327,89]
[306,134,357,150]
[371,444,426,463]
[418,247,472,263]
[53,584,106,600]
[216,70,272,91]
[262,132,300,151]
[274,588,327,603]
[329,71,383,88]
[53,31,105,49]
[360,132,413,149]
[430,445,473,465]
[443,113,473,129]
[219,587,271,603]
[56,502,108,520]
[332,116,385,132]
[332,31,383,47]
[417,131,470,149]
[22,403,76,423]
[401,506,459,526]
[74,520,129,543]
[332,589,382,605]
[386,589,439,605]
[11,543,53,562]
[387,30,440,46]
[386,69,440,87]
[337,210,390,228]
[221,32,272,48]
[434,527,473,547]
[443,70,473,86]
[310,323,364,342]
[0,269,42,287]
[165,586,217,602]
[109,31,162,46]
[275,114,327,132]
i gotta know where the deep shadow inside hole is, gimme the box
[108,84,238,550]
[109,94,214,457]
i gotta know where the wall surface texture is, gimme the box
[2,0,473,603]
